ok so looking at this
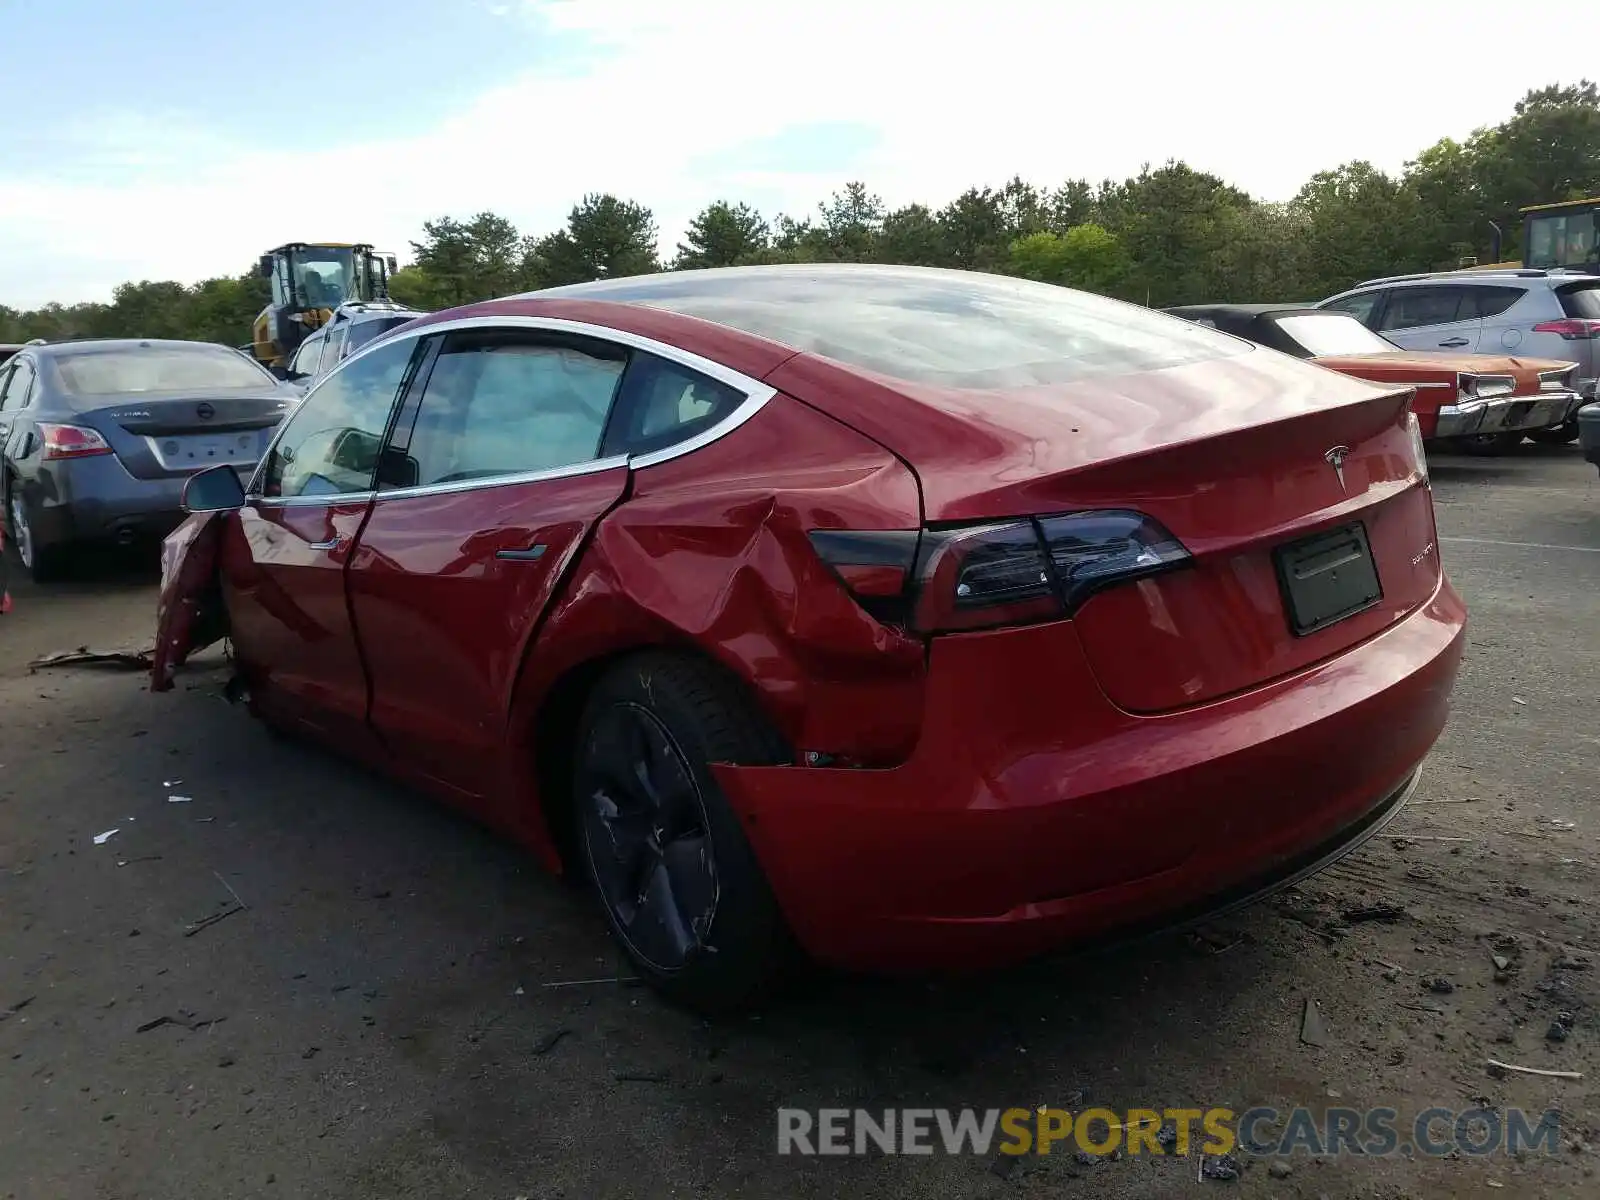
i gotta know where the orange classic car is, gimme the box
[1166,305,1583,453]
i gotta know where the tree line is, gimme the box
[3,82,1597,347]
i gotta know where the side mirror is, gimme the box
[182,464,246,513]
[258,255,275,278]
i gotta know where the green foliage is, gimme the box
[534,193,660,286]
[1008,224,1129,293]
[5,82,1599,343]
[673,201,770,269]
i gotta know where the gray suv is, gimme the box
[1318,269,1599,442]
[277,301,427,394]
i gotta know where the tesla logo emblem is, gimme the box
[196,402,215,420]
[1324,445,1351,493]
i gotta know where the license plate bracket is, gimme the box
[1273,521,1383,637]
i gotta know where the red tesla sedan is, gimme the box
[154,265,1466,1010]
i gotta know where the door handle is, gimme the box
[1438,337,1470,348]
[495,544,547,562]
[308,537,343,552]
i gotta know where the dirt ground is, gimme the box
[2,444,1598,1200]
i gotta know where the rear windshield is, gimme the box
[537,266,1250,388]
[53,345,273,395]
[1559,282,1600,320]
[1273,313,1398,357]
[346,316,418,354]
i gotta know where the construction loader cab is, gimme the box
[250,242,399,371]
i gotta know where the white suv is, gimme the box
[1318,270,1599,443]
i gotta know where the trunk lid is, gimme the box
[73,389,297,482]
[769,347,1441,712]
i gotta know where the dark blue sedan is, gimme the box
[1,339,299,580]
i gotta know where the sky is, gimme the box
[1,0,1594,308]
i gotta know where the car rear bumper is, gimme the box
[716,574,1467,973]
[26,455,228,549]
[1436,391,1582,438]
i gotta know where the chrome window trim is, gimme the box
[259,489,376,509]
[247,313,775,506]
[372,454,631,503]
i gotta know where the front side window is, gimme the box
[1321,290,1384,328]
[288,334,325,379]
[323,327,349,370]
[1379,288,1465,332]
[400,331,625,487]
[260,337,417,498]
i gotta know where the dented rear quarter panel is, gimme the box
[502,391,928,856]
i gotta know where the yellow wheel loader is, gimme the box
[250,243,399,372]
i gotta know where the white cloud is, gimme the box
[3,0,1593,307]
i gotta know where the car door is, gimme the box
[343,324,633,805]
[224,335,420,747]
[1379,286,1482,351]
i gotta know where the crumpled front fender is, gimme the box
[150,510,231,692]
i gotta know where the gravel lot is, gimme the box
[2,444,1598,1199]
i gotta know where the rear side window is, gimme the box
[1379,288,1465,331]
[1465,286,1526,319]
[1560,283,1600,319]
[542,266,1249,389]
[347,316,416,355]
[1322,290,1385,327]
[605,353,747,456]
[399,332,625,487]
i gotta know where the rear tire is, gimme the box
[7,490,69,583]
[572,652,797,1013]
[1528,420,1580,446]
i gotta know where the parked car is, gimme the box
[276,301,428,394]
[1317,268,1600,444]
[1164,304,1583,452]
[1579,402,1600,479]
[153,265,1466,1011]
[1,338,299,580]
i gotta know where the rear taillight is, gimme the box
[38,423,112,460]
[1533,319,1600,341]
[1539,365,1578,392]
[1458,373,1516,401]
[1406,411,1430,486]
[812,512,1191,634]
[804,529,920,623]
